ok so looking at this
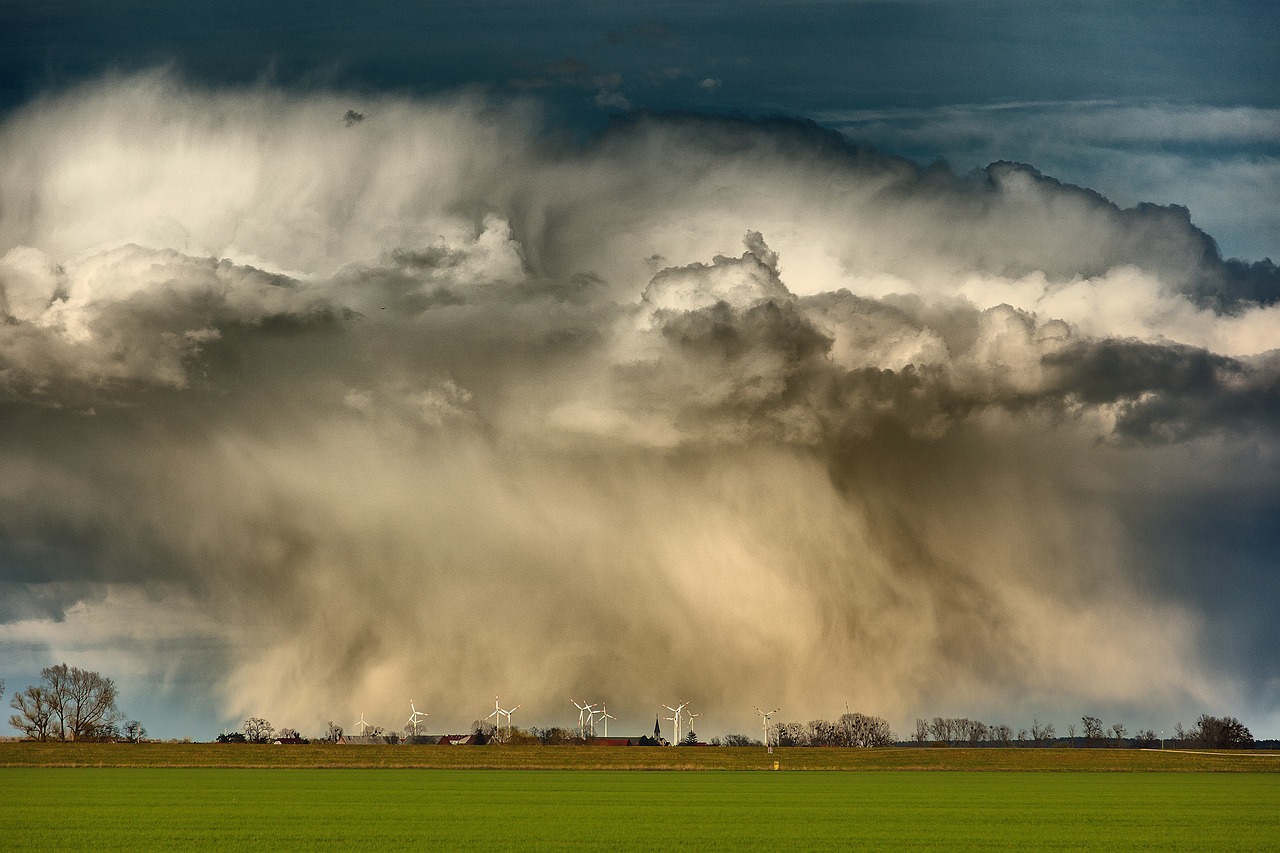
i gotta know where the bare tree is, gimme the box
[914,718,930,745]
[1067,723,1077,747]
[1081,716,1104,746]
[122,720,146,743]
[48,664,122,740]
[242,717,274,743]
[1110,723,1126,747]
[9,686,57,741]
[929,717,949,744]
[1031,719,1056,747]
[8,665,122,741]
[323,721,344,743]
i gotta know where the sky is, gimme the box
[0,1,1277,741]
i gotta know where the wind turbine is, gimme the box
[598,704,617,738]
[587,705,607,738]
[685,710,702,743]
[488,696,519,742]
[572,700,597,739]
[755,707,780,749]
[407,701,428,736]
[663,700,689,746]
[503,703,521,741]
[487,696,503,740]
[355,713,370,737]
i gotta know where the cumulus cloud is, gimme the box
[1,74,1277,737]
[820,100,1280,264]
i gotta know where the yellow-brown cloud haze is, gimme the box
[2,75,1278,737]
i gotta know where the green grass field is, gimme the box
[2,768,1277,850]
[3,742,1279,771]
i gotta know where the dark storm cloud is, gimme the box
[1,77,1278,738]
[1043,340,1280,443]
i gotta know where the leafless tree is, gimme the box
[1066,723,1077,746]
[1031,719,1056,746]
[242,717,274,743]
[1110,723,1126,747]
[1081,716,1104,746]
[8,664,122,741]
[122,720,147,743]
[914,718,930,744]
[9,686,57,741]
[965,720,989,745]
[929,717,950,744]
[323,721,343,743]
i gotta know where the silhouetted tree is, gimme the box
[929,717,950,744]
[1192,715,1253,748]
[216,731,247,742]
[1081,716,1104,746]
[122,720,147,743]
[242,717,274,743]
[913,719,929,744]
[1133,729,1158,748]
[721,733,761,746]
[323,721,343,743]
[532,726,576,745]
[8,664,122,741]
[9,686,56,741]
[1110,723,1126,747]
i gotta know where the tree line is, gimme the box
[760,713,896,748]
[910,714,1254,749]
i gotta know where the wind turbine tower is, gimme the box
[755,707,780,750]
[503,703,521,741]
[487,696,503,741]
[488,696,519,742]
[663,700,689,746]
[407,701,428,736]
[685,710,702,742]
[598,705,616,738]
[572,700,597,739]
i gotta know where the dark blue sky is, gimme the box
[4,1,1277,112]
[4,1,1277,259]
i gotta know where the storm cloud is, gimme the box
[1,74,1277,737]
